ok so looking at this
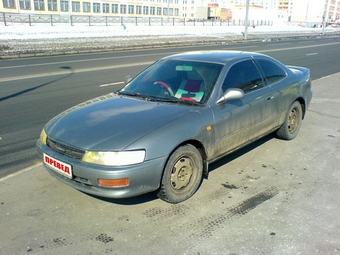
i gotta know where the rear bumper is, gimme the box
[36,141,166,199]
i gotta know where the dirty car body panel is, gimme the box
[36,51,312,203]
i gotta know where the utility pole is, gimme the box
[322,0,331,35]
[167,0,169,22]
[244,0,250,40]
[305,1,309,24]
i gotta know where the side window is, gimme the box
[222,60,264,93]
[256,59,287,85]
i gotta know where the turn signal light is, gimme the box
[98,178,129,187]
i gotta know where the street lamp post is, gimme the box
[244,0,250,40]
[167,0,169,22]
[322,0,331,35]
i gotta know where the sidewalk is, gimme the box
[1,73,339,255]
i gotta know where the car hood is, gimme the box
[45,93,190,151]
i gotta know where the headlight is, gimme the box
[40,129,47,145]
[82,150,146,166]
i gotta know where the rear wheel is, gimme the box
[157,144,203,204]
[276,101,302,140]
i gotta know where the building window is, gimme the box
[60,0,68,12]
[150,6,155,15]
[19,0,31,10]
[83,2,90,12]
[120,4,126,14]
[34,0,44,10]
[143,6,148,14]
[47,0,57,10]
[103,3,109,13]
[157,7,161,15]
[128,5,134,14]
[174,8,179,16]
[112,3,118,13]
[72,1,80,12]
[47,0,58,11]
[169,8,173,15]
[136,5,142,14]
[163,7,167,15]
[93,2,100,13]
[3,0,15,8]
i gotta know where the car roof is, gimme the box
[162,51,266,64]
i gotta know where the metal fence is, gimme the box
[0,12,273,27]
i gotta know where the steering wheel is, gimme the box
[154,81,174,96]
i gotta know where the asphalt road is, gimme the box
[1,37,340,178]
[1,70,339,254]
[1,36,340,178]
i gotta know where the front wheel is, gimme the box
[276,101,302,140]
[157,144,203,204]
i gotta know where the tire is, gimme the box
[276,101,302,140]
[157,144,203,204]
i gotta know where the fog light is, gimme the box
[98,178,129,187]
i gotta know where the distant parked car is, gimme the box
[37,51,312,203]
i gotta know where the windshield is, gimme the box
[119,59,223,105]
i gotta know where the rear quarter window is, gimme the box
[256,59,287,85]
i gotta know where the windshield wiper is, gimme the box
[118,91,201,105]
[117,91,152,100]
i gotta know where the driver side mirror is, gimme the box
[216,88,244,105]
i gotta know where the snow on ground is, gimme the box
[0,22,339,56]
[0,22,337,40]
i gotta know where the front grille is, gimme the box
[47,138,85,160]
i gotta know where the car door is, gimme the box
[253,57,289,130]
[211,59,277,158]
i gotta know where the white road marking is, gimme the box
[1,41,340,83]
[0,162,42,181]
[100,82,124,87]
[0,61,153,82]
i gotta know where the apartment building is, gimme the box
[327,0,340,21]
[1,0,181,18]
[2,0,338,24]
[278,0,340,24]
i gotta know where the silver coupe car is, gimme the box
[37,51,312,203]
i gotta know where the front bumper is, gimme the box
[36,141,166,199]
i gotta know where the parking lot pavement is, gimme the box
[1,73,339,255]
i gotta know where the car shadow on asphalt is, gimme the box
[0,66,73,102]
[90,133,276,205]
[87,192,159,205]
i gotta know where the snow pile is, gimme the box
[0,23,336,40]
[0,23,339,56]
